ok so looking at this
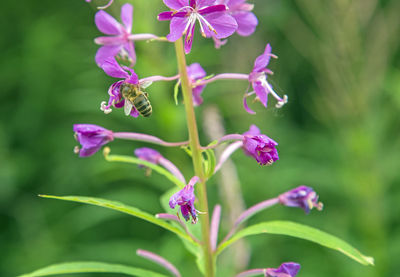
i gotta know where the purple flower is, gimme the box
[265,262,301,277]
[187,63,207,106]
[242,125,279,165]
[217,0,257,36]
[169,176,199,223]
[99,58,140,117]
[279,186,323,214]
[236,262,300,277]
[94,4,136,66]
[158,0,238,54]
[73,124,114,157]
[244,44,288,114]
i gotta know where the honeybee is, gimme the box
[120,83,152,117]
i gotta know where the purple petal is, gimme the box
[184,21,196,54]
[203,12,238,39]
[123,41,137,66]
[95,45,121,67]
[187,63,207,79]
[192,86,205,106]
[243,96,256,114]
[253,44,272,72]
[130,108,140,117]
[95,10,122,35]
[233,11,258,36]
[198,4,227,15]
[243,124,260,136]
[163,0,188,10]
[266,262,301,277]
[166,17,189,42]
[253,81,268,107]
[158,11,175,21]
[101,58,129,78]
[198,0,217,7]
[120,3,133,33]
[226,0,245,6]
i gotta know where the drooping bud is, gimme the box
[73,124,114,157]
[242,125,279,165]
[278,186,323,214]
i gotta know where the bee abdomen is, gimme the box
[134,95,152,117]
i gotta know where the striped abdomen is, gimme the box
[134,94,152,117]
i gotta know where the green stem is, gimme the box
[174,38,214,277]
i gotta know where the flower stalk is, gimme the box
[174,38,214,277]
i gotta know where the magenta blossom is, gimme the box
[73,124,113,157]
[213,0,258,47]
[236,262,300,277]
[94,4,157,67]
[244,44,288,114]
[158,0,238,54]
[265,262,300,277]
[224,0,257,36]
[100,58,141,117]
[187,63,207,106]
[279,186,323,214]
[169,176,199,223]
[242,125,279,165]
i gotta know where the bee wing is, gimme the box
[124,100,134,116]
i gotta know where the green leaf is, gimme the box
[18,261,168,277]
[105,154,185,188]
[39,195,196,244]
[174,81,180,105]
[203,149,216,178]
[216,221,374,266]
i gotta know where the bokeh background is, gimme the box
[1,0,399,276]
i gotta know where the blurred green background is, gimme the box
[1,0,399,276]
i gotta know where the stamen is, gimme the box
[100,101,113,114]
[183,14,196,35]
[275,95,288,108]
[196,14,207,37]
[74,146,80,154]
[261,79,287,106]
[197,13,217,35]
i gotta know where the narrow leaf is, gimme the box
[39,195,196,244]
[18,261,168,277]
[216,221,374,266]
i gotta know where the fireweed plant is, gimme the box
[20,1,374,277]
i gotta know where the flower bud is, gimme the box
[242,125,279,165]
[73,124,114,157]
[278,186,323,214]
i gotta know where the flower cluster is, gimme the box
[67,1,336,276]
